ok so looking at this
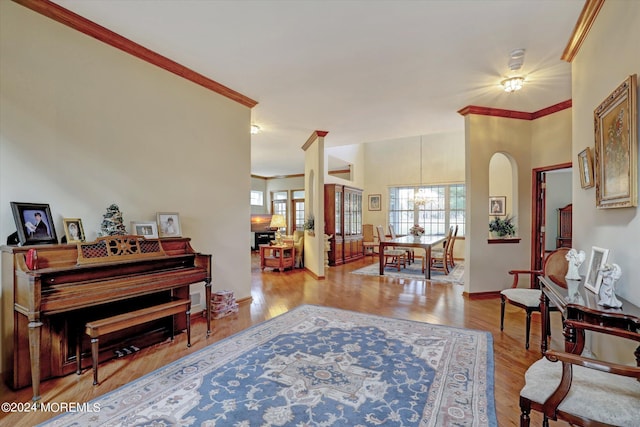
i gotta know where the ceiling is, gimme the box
[53,0,585,177]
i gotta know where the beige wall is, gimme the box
[571,0,640,363]
[0,2,252,373]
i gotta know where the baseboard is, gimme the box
[463,290,501,299]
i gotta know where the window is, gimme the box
[292,190,305,231]
[388,184,465,236]
[250,191,264,206]
[272,191,288,232]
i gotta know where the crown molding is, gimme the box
[457,100,572,120]
[561,0,605,62]
[13,0,258,108]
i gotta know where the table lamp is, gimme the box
[269,214,286,245]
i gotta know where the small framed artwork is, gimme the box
[578,147,594,189]
[63,218,85,243]
[157,212,181,237]
[130,221,159,238]
[594,74,637,208]
[489,196,506,216]
[584,246,610,294]
[10,202,58,246]
[368,194,381,211]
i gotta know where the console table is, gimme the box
[539,275,640,363]
[260,244,295,272]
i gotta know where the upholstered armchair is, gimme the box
[292,230,304,268]
[519,317,640,426]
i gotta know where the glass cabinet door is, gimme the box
[335,189,342,236]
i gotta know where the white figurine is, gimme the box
[565,248,585,281]
[598,263,622,308]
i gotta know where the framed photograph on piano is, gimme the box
[10,202,58,246]
[63,218,85,243]
[130,221,159,238]
[157,212,181,238]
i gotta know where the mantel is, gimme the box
[487,237,521,244]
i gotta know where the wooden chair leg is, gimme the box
[525,310,532,350]
[500,296,506,331]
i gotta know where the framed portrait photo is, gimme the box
[584,246,610,294]
[10,202,58,246]
[489,196,506,216]
[594,74,637,208]
[368,194,381,211]
[63,218,85,243]
[130,221,159,239]
[578,147,594,189]
[157,212,181,237]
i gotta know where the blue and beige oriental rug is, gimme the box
[352,261,465,284]
[43,305,495,427]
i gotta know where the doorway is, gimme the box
[531,162,572,271]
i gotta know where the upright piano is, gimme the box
[1,235,212,403]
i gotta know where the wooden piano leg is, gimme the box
[186,306,191,347]
[28,320,43,404]
[76,325,82,375]
[91,337,100,385]
[205,278,212,336]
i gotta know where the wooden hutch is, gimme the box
[324,184,363,265]
[556,203,572,248]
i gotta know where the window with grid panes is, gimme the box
[292,190,305,231]
[272,191,288,232]
[388,184,465,236]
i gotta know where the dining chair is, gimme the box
[376,225,406,271]
[429,227,453,275]
[446,225,458,269]
[500,248,569,349]
[388,224,414,264]
[362,224,378,257]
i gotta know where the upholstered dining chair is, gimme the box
[388,224,414,264]
[430,226,455,274]
[376,225,406,271]
[500,248,569,349]
[519,317,640,426]
[362,224,378,257]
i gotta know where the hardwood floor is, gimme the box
[0,254,568,426]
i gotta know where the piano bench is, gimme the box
[83,298,191,385]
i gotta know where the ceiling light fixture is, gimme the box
[501,76,524,93]
[250,124,261,135]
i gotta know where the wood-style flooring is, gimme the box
[0,253,568,426]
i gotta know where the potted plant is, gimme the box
[489,215,516,238]
[303,215,315,235]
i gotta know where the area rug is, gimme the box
[352,260,464,284]
[42,305,495,427]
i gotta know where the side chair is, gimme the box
[519,315,640,426]
[376,225,406,271]
[362,224,378,257]
[388,224,415,264]
[500,248,569,349]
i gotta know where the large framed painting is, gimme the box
[594,74,637,208]
[10,202,58,246]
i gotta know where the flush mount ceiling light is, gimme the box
[501,76,525,92]
[250,124,261,135]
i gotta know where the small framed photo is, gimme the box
[368,194,381,211]
[584,246,610,294]
[157,212,181,237]
[578,147,595,189]
[130,221,158,238]
[10,202,58,246]
[63,218,85,243]
[489,196,506,216]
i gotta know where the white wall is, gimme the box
[545,171,572,251]
[0,2,252,373]
[571,0,640,363]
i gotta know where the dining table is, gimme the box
[379,234,446,279]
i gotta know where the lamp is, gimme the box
[269,214,286,245]
[501,76,524,93]
[250,124,261,135]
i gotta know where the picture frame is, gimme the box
[578,147,594,189]
[130,221,159,239]
[584,246,610,294]
[594,74,637,208]
[157,212,181,237]
[63,218,85,243]
[368,194,381,211]
[489,196,506,216]
[10,202,58,246]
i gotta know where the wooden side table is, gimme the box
[260,245,295,272]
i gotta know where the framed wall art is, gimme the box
[489,196,506,216]
[157,212,181,237]
[10,202,58,245]
[578,147,594,189]
[584,246,610,294]
[130,221,159,238]
[63,218,85,243]
[368,194,381,211]
[594,74,637,208]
